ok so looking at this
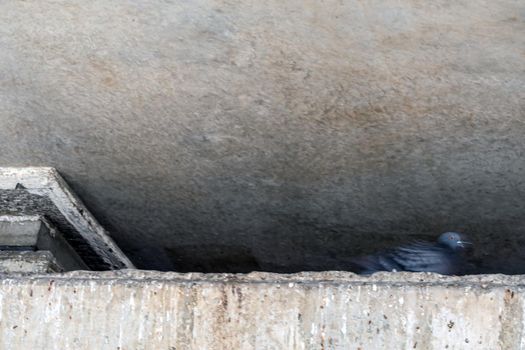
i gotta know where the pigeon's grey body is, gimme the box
[350,232,472,275]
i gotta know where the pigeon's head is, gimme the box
[437,232,472,251]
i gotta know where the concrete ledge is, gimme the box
[0,270,523,349]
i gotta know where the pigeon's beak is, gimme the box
[457,240,473,249]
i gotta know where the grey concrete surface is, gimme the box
[0,251,62,273]
[0,215,42,247]
[0,215,88,271]
[0,270,524,349]
[0,1,524,272]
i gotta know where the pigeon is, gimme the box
[349,232,473,275]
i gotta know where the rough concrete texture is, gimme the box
[0,270,523,349]
[0,1,524,272]
[0,251,62,273]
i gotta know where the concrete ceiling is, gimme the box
[0,0,524,273]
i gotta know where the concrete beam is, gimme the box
[0,251,62,273]
[0,215,42,247]
[0,270,523,349]
[0,215,88,271]
[0,167,134,269]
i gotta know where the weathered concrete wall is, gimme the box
[0,1,524,271]
[0,271,524,349]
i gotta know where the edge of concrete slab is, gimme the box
[2,269,524,287]
[0,270,522,349]
[0,167,134,269]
